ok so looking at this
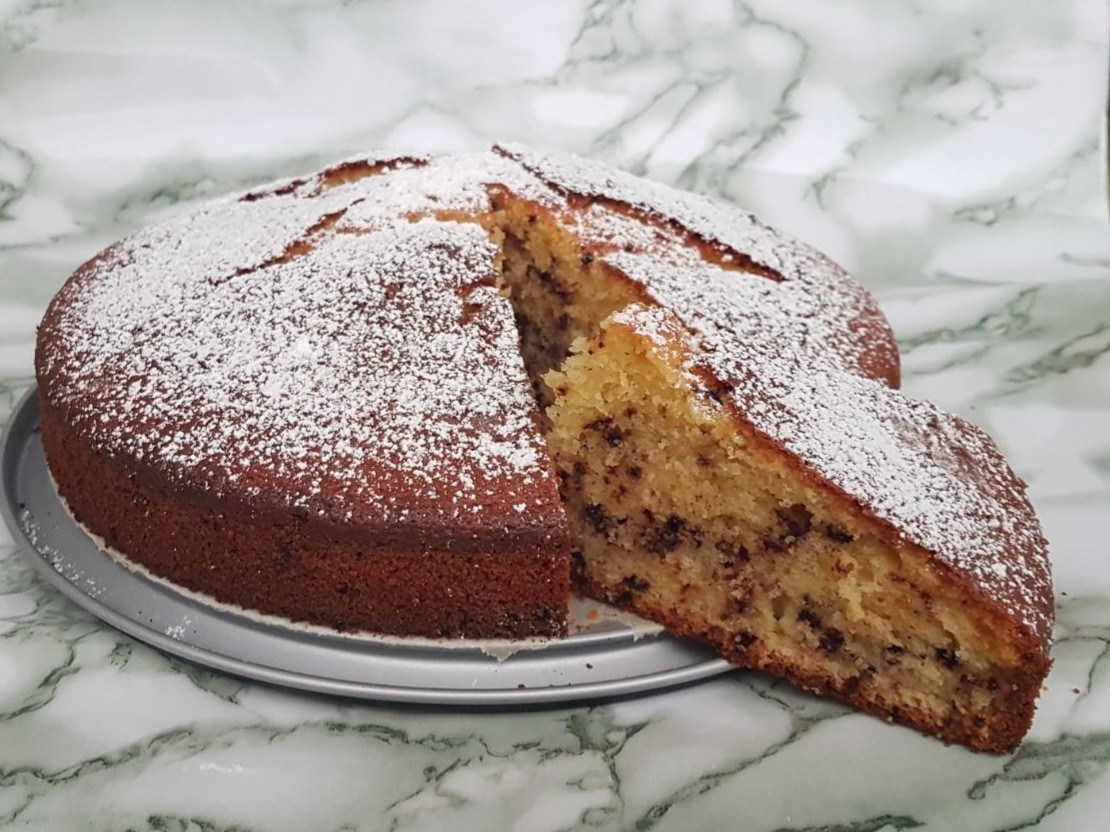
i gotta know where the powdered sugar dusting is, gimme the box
[500,145,1048,641]
[42,197,559,525]
[757,367,1050,641]
[503,143,851,282]
[604,248,881,383]
[39,145,1049,641]
[611,302,1051,643]
[337,152,560,228]
[502,147,898,386]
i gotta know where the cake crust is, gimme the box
[35,146,1050,750]
[36,147,898,640]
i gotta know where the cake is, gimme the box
[34,145,1051,752]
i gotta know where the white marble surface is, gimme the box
[1,1,1109,829]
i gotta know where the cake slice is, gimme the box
[543,304,1052,754]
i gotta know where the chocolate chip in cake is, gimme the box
[736,631,758,649]
[584,503,611,533]
[645,514,686,555]
[825,524,855,543]
[584,416,625,446]
[580,253,594,266]
[618,574,651,594]
[819,629,844,653]
[614,574,650,607]
[715,540,750,564]
[936,647,960,669]
[776,504,813,538]
[797,608,822,629]
[762,535,787,552]
[884,645,905,666]
[759,506,815,553]
[626,464,642,480]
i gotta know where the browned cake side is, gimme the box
[37,147,897,642]
[39,404,566,638]
[35,146,1052,752]
[34,161,578,640]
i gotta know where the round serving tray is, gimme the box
[0,389,731,704]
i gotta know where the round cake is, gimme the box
[35,145,1050,751]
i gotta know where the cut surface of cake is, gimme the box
[543,305,1049,753]
[34,145,1051,751]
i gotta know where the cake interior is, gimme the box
[480,198,1040,752]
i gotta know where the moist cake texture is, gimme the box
[35,145,1050,751]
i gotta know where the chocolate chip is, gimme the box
[819,629,844,653]
[627,465,642,480]
[584,503,609,532]
[884,645,905,665]
[737,631,758,648]
[935,647,959,669]
[646,515,686,554]
[776,504,813,538]
[715,540,750,564]
[762,535,787,552]
[584,417,625,446]
[797,608,822,629]
[580,253,594,266]
[619,574,651,594]
[825,525,855,543]
[697,380,735,405]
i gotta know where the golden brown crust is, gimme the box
[39,403,568,639]
[579,566,1045,753]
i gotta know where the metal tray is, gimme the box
[0,389,731,704]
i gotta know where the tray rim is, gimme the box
[0,386,733,705]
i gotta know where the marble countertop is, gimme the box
[2,1,1109,829]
